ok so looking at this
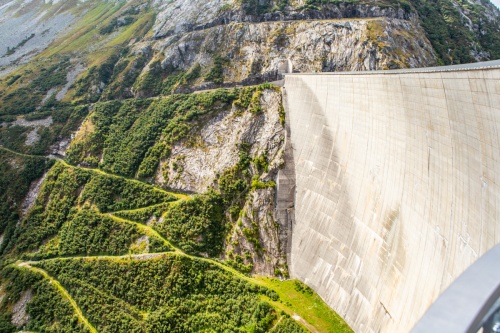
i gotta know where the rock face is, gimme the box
[282,63,500,333]
[11,289,32,327]
[223,90,288,275]
[154,18,435,83]
[157,107,253,193]
[156,89,287,275]
[150,0,410,39]
[11,116,53,146]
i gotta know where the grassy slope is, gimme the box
[256,278,354,333]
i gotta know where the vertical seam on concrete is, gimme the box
[440,72,456,293]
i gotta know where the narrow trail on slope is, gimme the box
[16,262,98,333]
[153,16,381,41]
[0,146,48,159]
[0,146,189,201]
[104,213,182,254]
[108,201,173,215]
[56,159,189,201]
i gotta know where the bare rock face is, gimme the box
[150,17,436,88]
[150,0,411,40]
[223,90,287,276]
[151,0,235,38]
[11,290,32,327]
[226,186,287,275]
[156,108,254,193]
[21,171,48,216]
[143,0,437,89]
[158,90,284,193]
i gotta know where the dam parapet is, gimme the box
[281,60,500,333]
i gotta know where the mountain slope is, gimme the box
[0,0,499,331]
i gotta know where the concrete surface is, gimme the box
[282,62,500,333]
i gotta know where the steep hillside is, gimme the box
[0,0,499,331]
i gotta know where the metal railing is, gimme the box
[411,244,500,333]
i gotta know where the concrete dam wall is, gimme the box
[281,62,500,333]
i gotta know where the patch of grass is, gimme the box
[42,2,121,57]
[255,277,354,333]
[366,20,386,48]
[105,11,155,48]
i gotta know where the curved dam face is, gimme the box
[282,63,500,333]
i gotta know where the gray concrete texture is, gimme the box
[282,65,500,333]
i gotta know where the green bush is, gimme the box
[0,266,89,333]
[10,162,175,254]
[204,56,228,84]
[156,190,225,256]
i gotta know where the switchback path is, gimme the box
[0,145,48,159]
[16,248,315,332]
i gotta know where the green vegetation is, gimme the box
[99,16,136,35]
[4,74,21,86]
[204,56,229,84]
[254,153,269,173]
[7,161,177,258]
[0,148,54,255]
[155,190,225,256]
[239,0,280,14]
[134,60,164,97]
[58,210,145,257]
[0,59,70,116]
[23,255,301,333]
[411,0,500,64]
[0,105,89,156]
[184,63,202,82]
[255,278,354,333]
[0,265,90,333]
[251,177,276,190]
[67,88,242,178]
[113,202,172,224]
